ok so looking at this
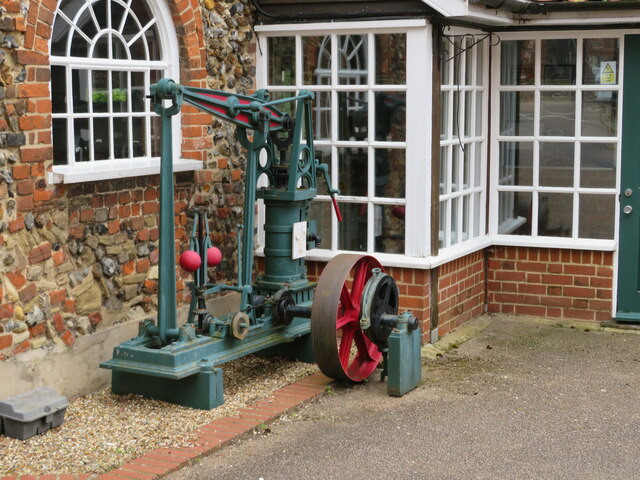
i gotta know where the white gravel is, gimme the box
[0,356,318,476]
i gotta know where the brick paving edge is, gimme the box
[0,372,333,480]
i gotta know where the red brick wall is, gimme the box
[487,246,614,322]
[437,250,486,337]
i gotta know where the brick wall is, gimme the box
[0,0,255,359]
[487,246,614,322]
[437,250,486,337]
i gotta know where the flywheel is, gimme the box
[311,254,384,382]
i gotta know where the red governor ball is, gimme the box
[207,246,222,267]
[179,250,201,272]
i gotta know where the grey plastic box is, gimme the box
[0,387,68,440]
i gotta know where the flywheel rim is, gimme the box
[311,254,384,382]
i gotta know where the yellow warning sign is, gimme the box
[600,61,616,85]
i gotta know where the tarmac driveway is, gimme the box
[166,315,640,480]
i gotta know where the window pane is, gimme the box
[474,142,483,187]
[464,91,472,138]
[376,34,406,85]
[499,192,532,235]
[475,91,483,137]
[583,38,619,85]
[539,142,574,187]
[440,146,448,195]
[500,40,535,86]
[375,205,404,254]
[151,115,161,157]
[462,195,470,241]
[93,0,108,29]
[131,72,146,112]
[309,201,332,249]
[539,193,572,237]
[541,39,576,85]
[338,202,367,251]
[463,145,471,188]
[112,71,128,112]
[465,37,473,86]
[579,194,614,239]
[51,15,72,56]
[268,37,295,86]
[440,91,449,140]
[451,197,459,244]
[439,200,447,248]
[52,119,68,165]
[92,71,109,113]
[74,118,90,162]
[452,37,462,86]
[338,35,367,85]
[113,117,129,158]
[500,91,534,136]
[93,34,110,58]
[581,143,616,188]
[375,92,405,142]
[51,66,67,113]
[303,36,330,86]
[540,91,575,137]
[338,92,367,141]
[94,117,110,160]
[315,146,332,195]
[451,145,460,193]
[309,91,330,141]
[582,91,617,137]
[72,69,89,114]
[499,142,533,186]
[476,43,484,86]
[338,148,367,197]
[132,117,146,157]
[441,39,450,86]
[473,192,482,237]
[375,149,405,198]
[70,31,89,57]
[452,90,460,137]
[130,37,146,60]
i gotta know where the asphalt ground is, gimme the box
[166,315,640,480]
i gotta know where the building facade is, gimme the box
[0,0,638,396]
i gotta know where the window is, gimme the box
[50,0,195,183]
[492,34,620,247]
[257,21,431,264]
[439,33,488,252]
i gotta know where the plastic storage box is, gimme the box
[0,387,68,440]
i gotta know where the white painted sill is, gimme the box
[48,158,203,184]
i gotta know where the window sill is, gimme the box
[48,158,203,184]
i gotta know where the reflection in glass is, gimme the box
[440,38,450,86]
[500,40,535,86]
[500,91,534,136]
[540,92,575,137]
[268,37,295,86]
[439,200,447,248]
[338,92,368,141]
[474,142,483,187]
[93,117,110,160]
[579,194,614,239]
[451,145,460,192]
[151,115,161,157]
[539,193,573,237]
[338,147,367,197]
[462,195,470,242]
[375,149,405,198]
[309,91,330,141]
[338,35,367,85]
[473,192,482,237]
[70,31,89,57]
[465,37,473,86]
[303,36,330,85]
[74,118,90,162]
[541,39,576,85]
[112,71,128,112]
[375,205,404,254]
[582,91,617,137]
[72,69,89,113]
[499,142,533,186]
[131,72,146,112]
[375,92,405,142]
[476,42,484,86]
[51,16,72,56]
[581,143,616,188]
[440,146,448,195]
[338,202,367,251]
[539,142,574,187]
[499,191,532,235]
[52,119,68,165]
[451,197,458,244]
[92,70,109,113]
[464,91,472,138]
[583,38,619,85]
[112,36,128,60]
[452,90,459,137]
[132,117,146,157]
[94,35,109,58]
[309,201,332,249]
[475,91,483,137]
[51,66,67,114]
[113,117,129,158]
[376,34,406,85]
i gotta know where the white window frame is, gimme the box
[489,30,623,251]
[48,0,201,184]
[255,20,432,268]
[437,28,490,260]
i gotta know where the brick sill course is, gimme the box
[0,372,332,480]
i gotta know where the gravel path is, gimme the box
[0,356,318,476]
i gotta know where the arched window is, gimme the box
[50,0,182,182]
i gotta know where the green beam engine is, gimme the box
[100,79,422,409]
